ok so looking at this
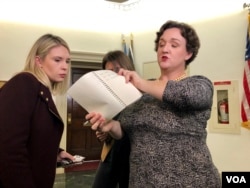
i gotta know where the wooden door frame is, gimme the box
[55,51,105,154]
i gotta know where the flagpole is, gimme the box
[130,33,134,51]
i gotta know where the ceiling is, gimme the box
[0,0,247,33]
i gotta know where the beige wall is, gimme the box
[1,9,250,174]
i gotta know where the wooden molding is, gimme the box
[71,51,105,63]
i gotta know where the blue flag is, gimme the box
[122,34,135,67]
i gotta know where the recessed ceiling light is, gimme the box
[105,0,128,3]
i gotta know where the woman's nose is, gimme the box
[162,44,170,53]
[62,61,69,70]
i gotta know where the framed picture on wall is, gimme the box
[0,81,6,88]
[208,80,241,134]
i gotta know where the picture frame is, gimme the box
[0,81,6,88]
[208,80,241,134]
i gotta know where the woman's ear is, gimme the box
[35,56,42,68]
[185,52,193,61]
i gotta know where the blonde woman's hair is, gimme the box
[23,33,70,95]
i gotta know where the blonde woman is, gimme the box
[0,34,74,188]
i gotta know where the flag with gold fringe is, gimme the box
[241,12,250,130]
[122,34,135,69]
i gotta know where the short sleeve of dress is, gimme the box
[163,75,213,110]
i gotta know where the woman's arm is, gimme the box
[0,73,39,187]
[163,76,213,110]
[118,68,167,100]
[85,112,123,140]
[57,150,75,161]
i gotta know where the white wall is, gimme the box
[1,9,249,174]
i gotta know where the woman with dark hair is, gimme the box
[87,21,221,187]
[92,50,134,188]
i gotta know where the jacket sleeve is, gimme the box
[0,73,40,187]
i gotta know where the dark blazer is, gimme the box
[0,73,64,188]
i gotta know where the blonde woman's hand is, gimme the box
[57,150,75,162]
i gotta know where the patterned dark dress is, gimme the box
[118,75,221,188]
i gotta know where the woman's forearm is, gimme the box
[138,79,166,101]
[108,120,123,140]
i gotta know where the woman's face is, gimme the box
[105,62,121,73]
[157,28,192,72]
[36,45,70,83]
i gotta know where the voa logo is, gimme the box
[226,176,246,184]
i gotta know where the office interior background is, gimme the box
[1,0,250,175]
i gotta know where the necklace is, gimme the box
[157,73,187,82]
[174,73,186,81]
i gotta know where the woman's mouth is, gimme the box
[161,56,168,61]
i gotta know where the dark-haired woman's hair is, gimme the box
[102,50,135,71]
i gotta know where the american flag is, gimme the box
[241,14,250,129]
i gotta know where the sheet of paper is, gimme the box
[67,70,142,120]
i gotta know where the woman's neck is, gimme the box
[159,72,187,81]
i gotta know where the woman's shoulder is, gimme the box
[13,72,38,81]
[5,72,40,91]
[187,75,213,85]
[0,72,42,103]
[189,75,211,80]
[11,72,39,84]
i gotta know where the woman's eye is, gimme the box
[54,58,61,62]
[158,43,164,48]
[171,43,179,48]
